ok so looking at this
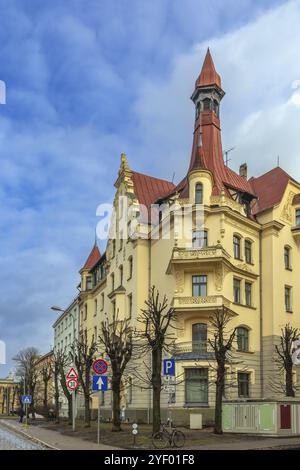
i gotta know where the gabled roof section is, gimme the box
[249,167,299,215]
[132,171,176,210]
[82,244,101,270]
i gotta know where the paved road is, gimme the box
[0,422,44,450]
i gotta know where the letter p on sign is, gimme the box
[163,358,175,376]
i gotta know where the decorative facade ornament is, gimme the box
[281,191,296,224]
[175,270,184,293]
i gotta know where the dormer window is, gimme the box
[195,183,203,204]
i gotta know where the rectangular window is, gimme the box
[233,236,241,259]
[192,230,208,248]
[94,326,97,341]
[245,240,252,264]
[112,239,116,257]
[285,286,292,312]
[296,209,300,227]
[128,256,133,279]
[86,276,92,290]
[127,377,133,405]
[192,323,207,353]
[119,232,123,251]
[112,300,116,315]
[185,368,208,405]
[233,278,241,304]
[245,282,252,307]
[111,273,115,292]
[84,304,87,320]
[94,299,97,317]
[192,275,207,297]
[128,294,133,320]
[284,247,291,270]
[238,372,250,398]
[101,293,104,310]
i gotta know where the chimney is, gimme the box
[239,163,247,179]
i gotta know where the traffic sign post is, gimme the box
[93,358,108,375]
[163,358,175,376]
[66,367,78,432]
[92,374,108,444]
[22,395,32,428]
[132,423,138,448]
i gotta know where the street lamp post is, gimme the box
[51,305,77,432]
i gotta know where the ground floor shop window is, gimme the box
[185,368,208,405]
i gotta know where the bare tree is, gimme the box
[41,355,53,418]
[275,324,300,397]
[137,286,177,434]
[56,351,74,425]
[70,335,98,427]
[52,350,61,424]
[208,307,236,435]
[99,309,133,432]
[13,347,39,419]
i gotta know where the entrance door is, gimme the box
[280,404,291,429]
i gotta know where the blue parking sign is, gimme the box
[163,358,175,376]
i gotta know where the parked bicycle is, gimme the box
[152,423,185,449]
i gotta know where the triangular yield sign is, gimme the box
[66,367,78,379]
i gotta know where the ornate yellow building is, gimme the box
[76,49,300,424]
[0,376,19,415]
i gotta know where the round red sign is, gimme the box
[93,358,108,375]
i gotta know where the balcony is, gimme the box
[173,294,231,312]
[172,341,215,361]
[171,245,230,265]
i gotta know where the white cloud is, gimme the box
[133,0,300,181]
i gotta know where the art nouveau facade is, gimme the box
[70,50,300,424]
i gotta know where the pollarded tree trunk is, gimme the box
[214,364,225,434]
[152,348,162,434]
[286,368,295,397]
[112,375,122,432]
[67,396,73,425]
[54,371,60,424]
[84,394,91,427]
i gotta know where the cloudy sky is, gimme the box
[0,0,300,376]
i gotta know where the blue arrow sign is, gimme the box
[163,358,175,376]
[22,395,32,404]
[92,375,108,391]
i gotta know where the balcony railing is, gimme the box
[171,245,230,263]
[173,294,231,310]
[172,341,215,360]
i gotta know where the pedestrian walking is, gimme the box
[18,406,25,423]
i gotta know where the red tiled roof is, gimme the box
[195,48,222,89]
[132,171,176,210]
[249,167,298,214]
[82,244,101,270]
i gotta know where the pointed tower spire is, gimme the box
[195,48,222,89]
[81,243,101,270]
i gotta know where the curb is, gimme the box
[0,420,60,450]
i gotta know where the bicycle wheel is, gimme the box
[173,430,185,448]
[152,431,169,449]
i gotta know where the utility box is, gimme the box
[222,400,300,436]
[190,413,202,429]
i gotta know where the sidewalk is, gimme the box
[190,436,300,450]
[0,419,121,450]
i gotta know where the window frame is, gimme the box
[185,368,209,406]
[233,278,241,304]
[192,230,208,249]
[285,286,292,312]
[284,246,291,270]
[192,323,207,353]
[195,183,203,205]
[296,208,300,227]
[237,327,249,352]
[233,235,241,260]
[244,239,252,264]
[238,372,250,398]
[192,275,207,297]
[245,282,252,307]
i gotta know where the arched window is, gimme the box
[195,183,203,204]
[245,239,252,264]
[237,327,249,352]
[203,98,211,111]
[192,323,207,353]
[195,101,200,119]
